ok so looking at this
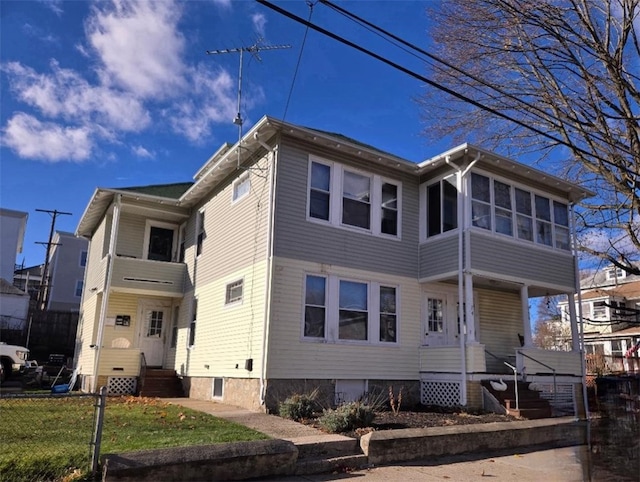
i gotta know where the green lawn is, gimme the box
[0,395,269,481]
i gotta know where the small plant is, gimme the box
[278,389,319,421]
[388,385,403,416]
[318,401,375,433]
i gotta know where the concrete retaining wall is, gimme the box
[360,417,587,465]
[101,439,297,481]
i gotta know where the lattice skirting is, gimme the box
[108,377,137,395]
[421,380,461,406]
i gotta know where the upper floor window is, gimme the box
[470,172,570,251]
[147,226,175,261]
[178,225,186,263]
[303,273,398,344]
[225,279,244,305]
[233,172,250,202]
[307,157,401,238]
[426,178,457,237]
[75,280,84,297]
[196,211,205,256]
[606,266,626,281]
[79,250,88,267]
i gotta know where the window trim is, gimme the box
[188,297,197,348]
[232,171,251,203]
[75,280,84,298]
[306,155,402,240]
[302,272,400,345]
[196,210,205,257]
[225,279,244,306]
[79,250,88,268]
[143,220,178,262]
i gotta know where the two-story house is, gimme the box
[43,231,89,312]
[74,116,592,414]
[0,208,30,331]
[558,265,640,375]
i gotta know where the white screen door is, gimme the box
[138,301,169,366]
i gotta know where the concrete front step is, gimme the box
[294,454,369,476]
[507,407,553,419]
[504,398,551,410]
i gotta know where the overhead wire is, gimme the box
[282,1,317,121]
[319,0,639,167]
[256,0,630,172]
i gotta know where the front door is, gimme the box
[138,300,170,367]
[423,291,458,346]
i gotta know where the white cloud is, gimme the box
[38,0,63,16]
[167,66,237,142]
[211,0,232,8]
[132,145,153,158]
[1,113,93,162]
[251,13,267,37]
[85,0,186,98]
[2,61,150,132]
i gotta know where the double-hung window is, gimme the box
[471,173,491,230]
[426,178,458,237]
[342,171,371,230]
[196,211,205,256]
[494,180,513,236]
[75,280,84,298]
[515,188,534,241]
[304,274,398,344]
[553,202,570,250]
[307,157,401,238]
[535,195,552,246]
[233,172,250,202]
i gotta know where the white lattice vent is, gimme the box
[108,377,137,395]
[421,380,460,407]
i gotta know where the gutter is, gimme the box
[258,132,278,406]
[446,152,480,407]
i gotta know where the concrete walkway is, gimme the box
[163,398,348,443]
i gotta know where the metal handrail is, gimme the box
[504,361,519,411]
[517,350,557,406]
[138,352,147,396]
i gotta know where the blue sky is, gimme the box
[1,0,450,268]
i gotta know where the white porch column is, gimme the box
[521,285,533,347]
[567,293,580,351]
[464,273,477,343]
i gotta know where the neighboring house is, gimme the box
[13,264,43,301]
[74,116,592,414]
[0,208,29,330]
[558,265,640,375]
[43,231,89,312]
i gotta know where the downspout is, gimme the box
[446,153,480,406]
[571,202,590,420]
[91,194,121,392]
[256,131,277,407]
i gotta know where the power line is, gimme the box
[319,0,639,166]
[256,0,630,173]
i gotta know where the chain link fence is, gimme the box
[0,388,106,482]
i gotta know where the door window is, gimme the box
[146,310,163,337]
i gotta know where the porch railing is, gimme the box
[518,350,557,406]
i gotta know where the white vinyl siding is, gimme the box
[268,257,420,380]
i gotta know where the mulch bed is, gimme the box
[303,406,519,438]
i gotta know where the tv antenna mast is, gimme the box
[207,39,291,167]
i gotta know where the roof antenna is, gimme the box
[207,38,291,168]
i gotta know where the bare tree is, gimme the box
[533,295,571,349]
[421,0,640,274]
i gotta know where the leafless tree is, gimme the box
[421,0,639,274]
[533,295,571,349]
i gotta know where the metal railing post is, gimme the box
[504,361,519,410]
[91,386,108,476]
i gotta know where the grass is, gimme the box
[0,395,269,481]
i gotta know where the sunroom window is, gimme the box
[535,195,552,246]
[494,180,513,236]
[471,173,491,230]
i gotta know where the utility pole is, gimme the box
[207,38,290,166]
[35,208,72,311]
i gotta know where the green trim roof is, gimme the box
[114,182,193,199]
